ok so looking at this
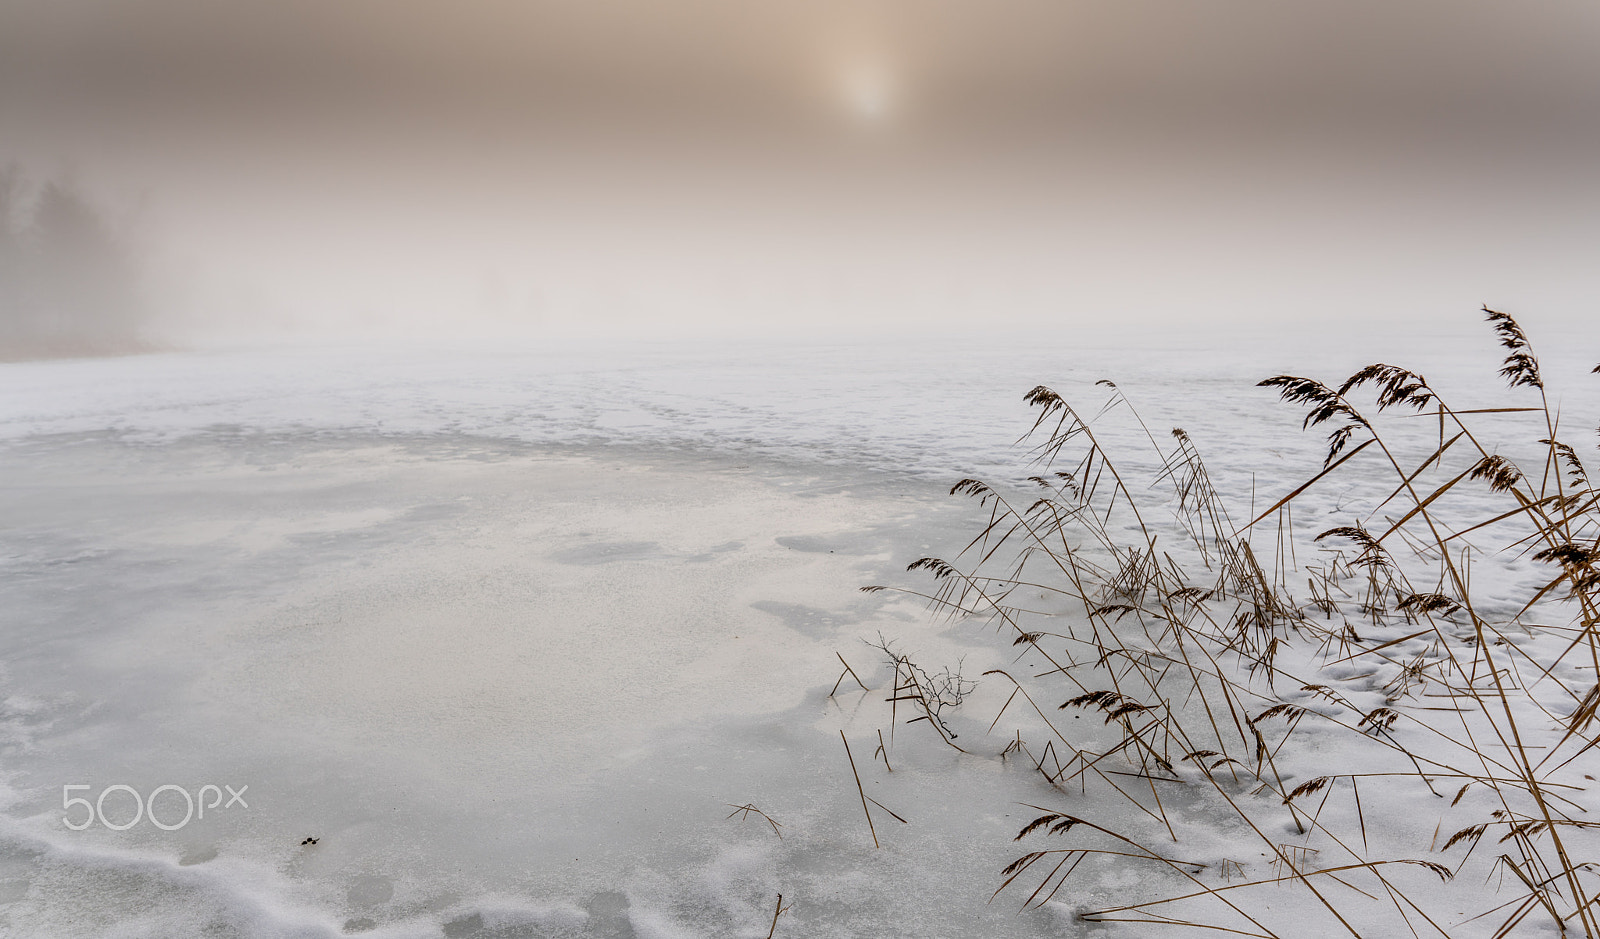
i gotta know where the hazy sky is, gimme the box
[4,0,1599,339]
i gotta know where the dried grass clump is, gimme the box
[870,309,1600,937]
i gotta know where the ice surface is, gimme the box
[1,330,1596,936]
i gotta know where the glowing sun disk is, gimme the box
[842,66,894,122]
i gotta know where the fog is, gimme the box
[5,6,1600,934]
[3,0,1600,349]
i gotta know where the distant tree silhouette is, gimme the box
[0,168,20,351]
[0,168,150,360]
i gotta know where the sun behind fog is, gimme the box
[841,64,895,123]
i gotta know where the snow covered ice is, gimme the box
[0,330,1596,937]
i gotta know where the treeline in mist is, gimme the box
[0,168,151,360]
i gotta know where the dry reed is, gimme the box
[867,309,1599,937]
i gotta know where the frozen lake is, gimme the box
[1,327,1595,936]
